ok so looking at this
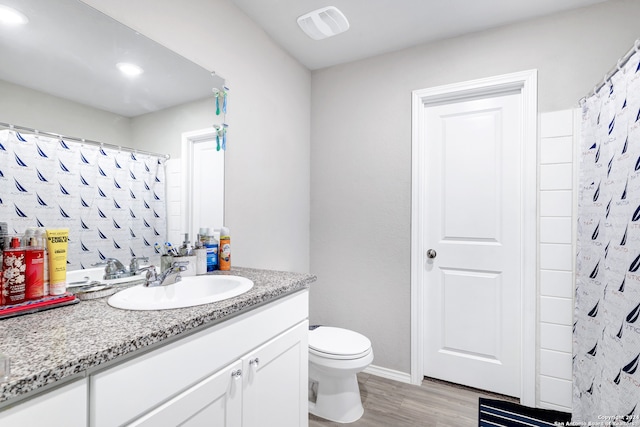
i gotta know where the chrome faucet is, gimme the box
[129,256,149,274]
[99,256,150,280]
[144,261,189,287]
[103,258,128,280]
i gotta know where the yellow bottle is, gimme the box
[219,226,231,271]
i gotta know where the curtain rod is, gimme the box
[0,122,170,160]
[580,38,640,105]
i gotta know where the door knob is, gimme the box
[426,249,437,259]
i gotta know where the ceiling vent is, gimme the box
[297,6,349,40]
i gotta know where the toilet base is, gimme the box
[308,369,364,423]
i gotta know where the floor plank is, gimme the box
[309,374,518,426]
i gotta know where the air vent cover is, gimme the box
[297,6,349,40]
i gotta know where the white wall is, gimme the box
[81,0,312,273]
[310,0,640,404]
[538,110,577,411]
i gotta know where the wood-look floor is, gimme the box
[309,373,518,427]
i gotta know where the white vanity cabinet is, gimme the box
[130,321,308,427]
[0,378,88,427]
[90,290,309,427]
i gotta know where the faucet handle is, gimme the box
[104,258,119,274]
[143,266,158,281]
[171,261,189,271]
[130,256,150,272]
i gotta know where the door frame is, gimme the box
[410,70,537,405]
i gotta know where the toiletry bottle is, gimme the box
[199,228,208,247]
[36,228,49,296]
[25,228,44,300]
[46,228,69,296]
[179,233,192,256]
[194,240,207,275]
[205,230,219,272]
[219,226,231,271]
[0,222,6,303]
[2,235,26,305]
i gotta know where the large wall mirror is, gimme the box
[0,0,225,259]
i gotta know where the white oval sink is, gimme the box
[107,275,254,310]
[67,267,148,288]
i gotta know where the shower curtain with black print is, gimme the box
[0,129,167,271]
[575,48,640,422]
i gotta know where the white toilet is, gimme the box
[308,326,373,423]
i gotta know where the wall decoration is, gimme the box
[0,129,167,271]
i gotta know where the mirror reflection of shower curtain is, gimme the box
[575,47,640,421]
[0,129,167,270]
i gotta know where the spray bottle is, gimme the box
[219,226,231,271]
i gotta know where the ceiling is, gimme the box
[229,0,608,70]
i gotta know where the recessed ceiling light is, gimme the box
[0,5,28,25]
[297,6,349,40]
[116,62,144,77]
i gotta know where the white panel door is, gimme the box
[422,92,522,397]
[129,360,243,427]
[192,139,224,236]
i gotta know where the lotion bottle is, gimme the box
[25,228,44,300]
[2,235,26,305]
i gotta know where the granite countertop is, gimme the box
[0,267,315,405]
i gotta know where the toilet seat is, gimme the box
[309,326,371,360]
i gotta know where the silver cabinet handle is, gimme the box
[426,249,437,259]
[249,358,260,368]
[231,369,242,379]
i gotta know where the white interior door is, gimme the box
[182,129,225,242]
[421,92,522,397]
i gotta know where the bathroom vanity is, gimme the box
[0,267,314,426]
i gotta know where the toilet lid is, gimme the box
[309,326,371,357]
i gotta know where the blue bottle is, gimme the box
[204,233,218,272]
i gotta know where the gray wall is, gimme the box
[310,0,640,374]
[130,98,214,159]
[82,0,312,273]
[0,79,130,144]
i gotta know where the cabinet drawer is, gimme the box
[91,290,308,427]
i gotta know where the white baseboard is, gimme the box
[363,364,413,384]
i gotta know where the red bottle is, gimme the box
[2,236,26,305]
[25,230,44,300]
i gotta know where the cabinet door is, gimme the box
[129,360,242,427]
[242,321,308,427]
[0,378,87,427]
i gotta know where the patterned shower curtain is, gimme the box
[575,48,640,421]
[0,129,167,271]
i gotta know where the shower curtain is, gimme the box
[575,47,640,421]
[0,129,167,271]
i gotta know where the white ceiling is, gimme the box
[229,0,608,70]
